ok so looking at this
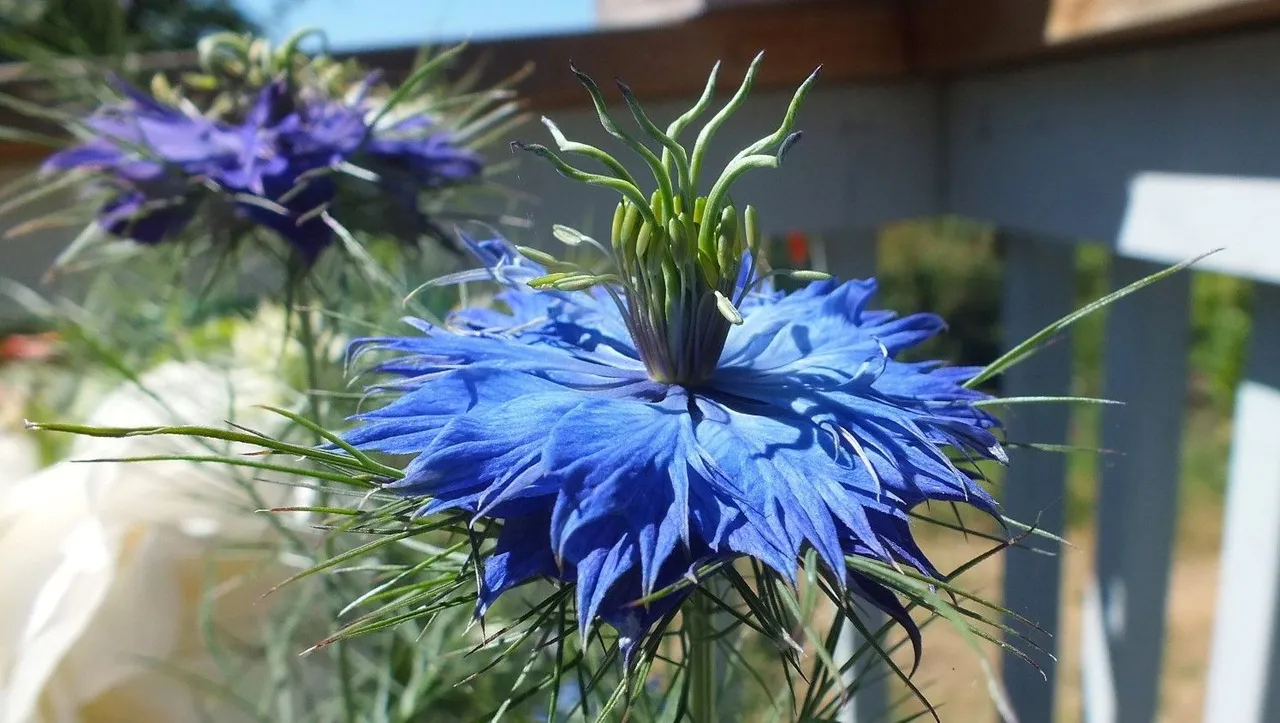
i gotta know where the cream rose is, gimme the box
[0,360,303,723]
[0,381,37,481]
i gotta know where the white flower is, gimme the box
[229,304,346,374]
[0,432,37,482]
[0,395,38,483]
[0,360,301,723]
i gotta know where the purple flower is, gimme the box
[44,80,241,244]
[45,75,485,262]
[212,82,352,261]
[367,115,482,187]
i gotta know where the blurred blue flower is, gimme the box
[44,76,483,260]
[344,238,1006,655]
[43,80,240,244]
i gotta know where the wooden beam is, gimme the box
[356,0,909,109]
[909,0,1280,75]
[908,0,1057,74]
[0,141,50,163]
[5,0,1280,115]
[1047,0,1278,40]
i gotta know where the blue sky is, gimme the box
[235,0,596,50]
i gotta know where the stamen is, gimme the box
[515,58,823,386]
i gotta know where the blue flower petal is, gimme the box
[345,246,1008,652]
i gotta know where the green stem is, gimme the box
[295,289,359,723]
[687,595,718,723]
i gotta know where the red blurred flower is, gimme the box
[0,332,60,362]
[784,230,809,266]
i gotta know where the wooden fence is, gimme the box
[4,6,1280,722]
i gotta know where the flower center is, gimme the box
[514,55,825,386]
[609,194,750,386]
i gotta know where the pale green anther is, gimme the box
[636,222,654,260]
[611,202,627,249]
[793,268,834,280]
[680,211,698,252]
[666,217,688,264]
[150,73,169,100]
[696,209,718,268]
[514,246,568,267]
[554,276,602,291]
[319,64,343,90]
[527,275,570,288]
[715,206,738,279]
[617,201,641,266]
[791,270,833,281]
[649,189,666,227]
[205,94,234,119]
[744,206,761,255]
[713,290,744,325]
[181,73,219,91]
[551,225,595,248]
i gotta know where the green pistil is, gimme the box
[517,53,827,385]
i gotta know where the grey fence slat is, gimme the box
[998,234,1077,723]
[1202,282,1280,723]
[1089,256,1191,723]
[821,229,888,723]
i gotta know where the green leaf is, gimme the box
[369,43,468,128]
[27,420,388,477]
[974,395,1121,407]
[967,250,1218,388]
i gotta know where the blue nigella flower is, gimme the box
[43,79,241,244]
[342,58,1007,661]
[345,237,1004,655]
[44,73,483,261]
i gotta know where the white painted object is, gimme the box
[0,361,298,723]
[0,431,38,482]
[1203,284,1280,723]
[1118,172,1280,285]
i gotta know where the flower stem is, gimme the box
[294,292,358,723]
[687,594,718,723]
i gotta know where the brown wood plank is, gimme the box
[0,141,50,163]
[1048,0,1273,40]
[909,0,1280,74]
[3,0,1279,138]
[908,0,1054,74]
[357,0,909,109]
